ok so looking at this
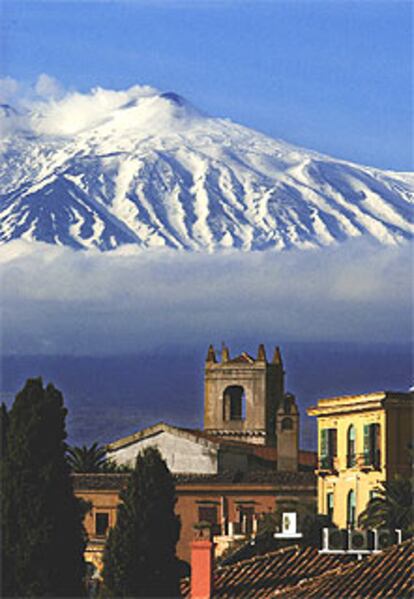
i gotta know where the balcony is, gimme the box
[317,456,337,475]
[347,453,357,468]
[358,450,381,471]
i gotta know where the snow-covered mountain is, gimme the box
[0,87,412,251]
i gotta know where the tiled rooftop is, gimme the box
[180,544,356,598]
[72,473,129,491]
[73,470,315,490]
[274,539,413,598]
[181,540,413,599]
[174,470,315,486]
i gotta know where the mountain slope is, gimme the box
[0,89,412,251]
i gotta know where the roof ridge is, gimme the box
[217,543,305,572]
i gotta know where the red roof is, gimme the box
[181,541,413,599]
[180,544,355,598]
[251,446,317,467]
[273,539,413,598]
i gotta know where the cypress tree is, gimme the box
[0,402,8,458]
[103,447,181,597]
[1,378,87,597]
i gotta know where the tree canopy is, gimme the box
[1,378,87,597]
[67,442,109,472]
[102,447,181,597]
[358,477,414,535]
[67,442,131,473]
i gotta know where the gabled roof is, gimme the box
[106,422,317,468]
[106,422,228,453]
[180,544,355,598]
[273,539,413,598]
[227,352,256,364]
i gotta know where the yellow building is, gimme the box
[307,390,413,528]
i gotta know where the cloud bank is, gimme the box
[0,74,163,137]
[1,239,411,355]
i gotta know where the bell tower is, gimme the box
[204,343,285,446]
[276,393,299,471]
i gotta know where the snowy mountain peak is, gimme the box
[159,91,188,107]
[0,84,412,251]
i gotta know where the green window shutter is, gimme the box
[320,428,328,457]
[330,429,338,457]
[363,424,370,453]
[374,423,380,452]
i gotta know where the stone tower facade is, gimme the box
[276,393,299,471]
[204,343,286,447]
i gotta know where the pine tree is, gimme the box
[1,378,87,597]
[102,447,181,597]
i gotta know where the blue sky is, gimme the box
[1,0,412,170]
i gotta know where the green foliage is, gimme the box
[102,447,181,597]
[358,476,414,535]
[1,378,87,597]
[67,442,108,472]
[67,442,133,473]
[0,402,9,458]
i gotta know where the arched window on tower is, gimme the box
[281,417,293,431]
[223,385,246,421]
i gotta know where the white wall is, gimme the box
[108,430,218,474]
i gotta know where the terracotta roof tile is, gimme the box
[73,468,315,490]
[174,470,315,486]
[273,539,413,599]
[180,544,356,598]
[72,473,129,491]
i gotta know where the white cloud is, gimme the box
[0,75,189,136]
[0,239,411,355]
[0,77,20,104]
[34,74,63,99]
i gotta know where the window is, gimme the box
[347,490,356,528]
[369,490,380,502]
[327,492,334,520]
[363,423,381,468]
[347,425,356,468]
[320,428,337,469]
[198,505,220,535]
[281,417,293,431]
[95,512,109,537]
[223,386,246,421]
[238,505,255,535]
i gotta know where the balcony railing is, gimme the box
[347,453,357,468]
[358,450,381,470]
[318,456,337,473]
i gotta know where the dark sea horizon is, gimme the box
[1,341,412,450]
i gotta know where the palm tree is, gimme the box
[358,477,414,535]
[66,442,109,472]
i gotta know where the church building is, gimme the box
[107,343,301,473]
[74,344,317,568]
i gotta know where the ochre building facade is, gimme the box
[308,390,413,529]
